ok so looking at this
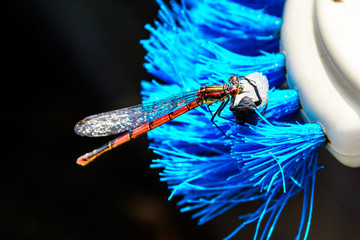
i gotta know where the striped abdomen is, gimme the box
[77,100,200,166]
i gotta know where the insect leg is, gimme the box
[206,103,214,117]
[210,100,230,138]
[217,98,238,124]
[242,76,262,106]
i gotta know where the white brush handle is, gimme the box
[281,0,360,167]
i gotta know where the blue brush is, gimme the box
[141,0,359,239]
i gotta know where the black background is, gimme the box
[4,1,360,239]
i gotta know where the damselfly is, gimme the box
[75,73,269,166]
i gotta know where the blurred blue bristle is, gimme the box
[141,0,327,239]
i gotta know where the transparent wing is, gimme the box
[74,90,197,137]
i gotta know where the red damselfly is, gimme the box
[75,74,269,166]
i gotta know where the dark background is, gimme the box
[3,1,360,239]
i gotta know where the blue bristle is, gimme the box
[180,0,283,54]
[141,0,327,239]
[228,120,325,239]
[141,0,286,88]
[230,121,326,196]
[232,0,286,17]
[265,88,301,121]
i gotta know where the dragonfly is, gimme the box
[75,74,269,166]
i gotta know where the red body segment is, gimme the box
[76,100,200,166]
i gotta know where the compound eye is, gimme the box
[228,76,238,84]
